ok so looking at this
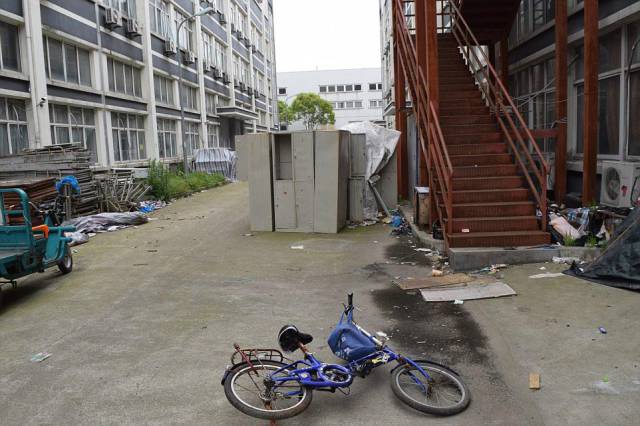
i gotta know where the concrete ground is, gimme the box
[0,182,638,425]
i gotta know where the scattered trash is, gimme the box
[529,373,541,390]
[394,273,474,290]
[414,248,431,253]
[64,231,89,247]
[599,327,607,334]
[461,228,470,233]
[290,245,305,250]
[138,200,167,213]
[539,266,546,270]
[528,272,565,279]
[552,256,582,265]
[473,264,508,274]
[390,214,412,236]
[550,213,583,240]
[431,269,444,277]
[453,300,464,305]
[242,233,254,237]
[30,352,51,363]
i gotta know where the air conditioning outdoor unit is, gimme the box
[213,68,222,79]
[234,79,241,88]
[240,82,246,91]
[247,87,253,96]
[244,38,251,48]
[218,12,227,24]
[105,8,122,28]
[164,39,177,55]
[600,161,640,208]
[203,60,211,72]
[231,23,236,33]
[251,45,257,53]
[125,18,141,36]
[183,51,196,64]
[222,72,231,84]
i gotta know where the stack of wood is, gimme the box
[96,169,151,212]
[0,144,99,217]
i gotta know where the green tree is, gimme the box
[290,93,335,130]
[277,100,296,127]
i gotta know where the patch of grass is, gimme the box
[147,160,225,201]
[563,235,576,246]
[585,234,598,247]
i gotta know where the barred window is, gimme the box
[184,121,200,155]
[154,74,174,105]
[107,57,142,97]
[0,97,28,156]
[43,36,91,87]
[205,92,216,115]
[207,123,219,148]
[181,84,199,110]
[149,0,170,36]
[111,112,145,161]
[0,21,20,72]
[49,104,97,163]
[157,118,177,158]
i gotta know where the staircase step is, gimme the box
[453,164,518,178]
[444,201,536,218]
[452,176,527,190]
[450,153,513,167]
[447,215,540,233]
[440,81,478,90]
[449,188,530,203]
[447,142,508,155]
[448,231,550,248]
[441,90,483,101]
[443,124,497,135]
[446,132,502,144]
[441,97,487,107]
[440,76,474,84]
[440,115,494,125]
[440,105,490,115]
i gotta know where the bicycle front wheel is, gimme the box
[223,360,312,420]
[391,360,470,416]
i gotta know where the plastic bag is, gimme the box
[327,309,377,362]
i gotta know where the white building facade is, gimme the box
[0,0,278,167]
[276,68,384,130]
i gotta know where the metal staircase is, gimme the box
[393,0,550,248]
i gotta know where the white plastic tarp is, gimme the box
[340,122,400,220]
[193,148,237,181]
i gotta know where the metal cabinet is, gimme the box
[241,132,274,232]
[314,130,349,233]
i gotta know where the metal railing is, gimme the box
[393,0,453,246]
[443,0,549,230]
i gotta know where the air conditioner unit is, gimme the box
[183,51,196,64]
[234,79,241,88]
[203,60,211,72]
[164,39,177,55]
[222,72,231,84]
[600,161,640,208]
[105,8,122,28]
[239,82,246,91]
[231,23,236,33]
[125,18,140,36]
[218,12,227,24]
[213,68,222,79]
[244,38,251,48]
[251,45,257,53]
[247,87,253,96]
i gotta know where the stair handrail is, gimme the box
[393,0,454,243]
[446,0,549,230]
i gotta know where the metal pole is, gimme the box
[177,18,188,174]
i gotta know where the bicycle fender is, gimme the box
[389,358,462,377]
[220,361,251,386]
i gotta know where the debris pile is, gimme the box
[548,204,628,247]
[96,169,151,212]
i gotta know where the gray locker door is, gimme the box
[274,181,296,229]
[349,133,367,177]
[292,132,314,181]
[294,181,314,232]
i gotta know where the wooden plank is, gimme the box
[420,281,516,302]
[394,273,475,290]
[529,373,541,390]
[582,0,598,205]
[555,0,568,204]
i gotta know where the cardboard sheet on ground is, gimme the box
[394,273,474,290]
[420,281,516,302]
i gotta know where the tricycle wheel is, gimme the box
[58,246,73,274]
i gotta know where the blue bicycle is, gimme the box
[222,294,470,421]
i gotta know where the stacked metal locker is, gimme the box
[314,130,350,233]
[348,133,367,223]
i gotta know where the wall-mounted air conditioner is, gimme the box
[600,161,640,207]
[218,12,227,24]
[183,51,196,64]
[164,39,177,55]
[105,8,122,28]
[125,19,140,36]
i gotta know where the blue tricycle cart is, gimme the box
[0,188,75,290]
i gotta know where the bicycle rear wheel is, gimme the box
[223,360,312,420]
[391,360,470,416]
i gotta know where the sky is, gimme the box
[273,0,382,72]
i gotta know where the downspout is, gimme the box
[24,0,41,148]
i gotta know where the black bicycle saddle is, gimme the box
[278,325,313,352]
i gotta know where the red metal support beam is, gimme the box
[582,0,598,205]
[554,0,568,204]
[416,0,428,187]
[426,0,439,111]
[393,5,409,200]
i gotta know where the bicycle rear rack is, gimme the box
[231,343,287,366]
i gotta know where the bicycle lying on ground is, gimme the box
[221,293,470,421]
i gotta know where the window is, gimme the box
[111,112,145,161]
[370,99,383,108]
[157,118,177,158]
[181,84,198,110]
[575,29,622,156]
[278,87,287,95]
[629,22,640,156]
[175,11,193,51]
[49,104,97,162]
[207,123,219,148]
[346,84,353,92]
[43,36,91,87]
[0,97,28,156]
[107,57,142,97]
[354,100,363,108]
[345,101,353,108]
[184,121,200,155]
[214,40,226,70]
[328,85,335,92]
[205,92,216,115]
[369,83,383,91]
[337,85,345,92]
[0,21,20,72]
[319,86,327,93]
[354,84,362,91]
[104,0,137,18]
[149,0,170,36]
[154,74,174,105]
